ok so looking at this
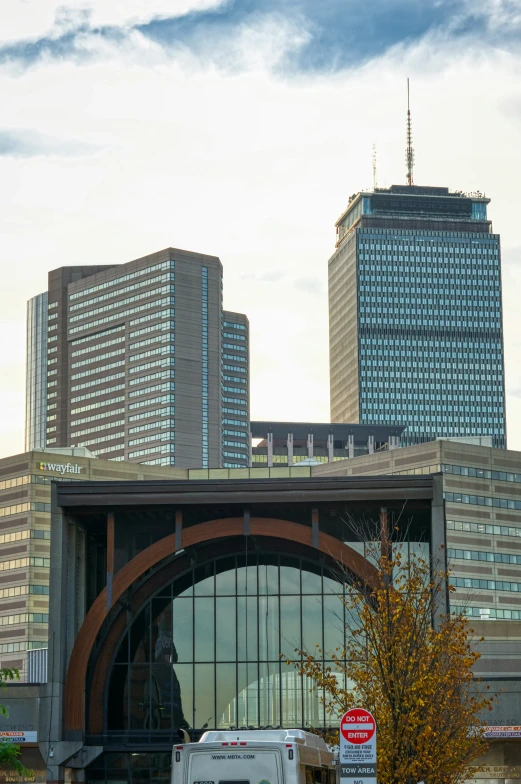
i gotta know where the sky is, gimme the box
[1,0,521,457]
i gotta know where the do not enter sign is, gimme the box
[341,708,376,744]
[339,708,377,784]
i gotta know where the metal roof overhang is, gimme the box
[55,475,434,509]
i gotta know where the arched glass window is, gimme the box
[106,552,352,736]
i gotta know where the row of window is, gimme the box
[73,428,125,452]
[448,548,521,564]
[223,418,249,427]
[71,421,125,439]
[0,557,50,572]
[223,397,248,406]
[130,345,174,363]
[223,408,248,417]
[223,386,247,396]
[128,444,175,459]
[71,347,125,369]
[0,529,50,545]
[453,576,521,594]
[69,273,172,312]
[141,456,176,466]
[128,405,175,422]
[130,330,174,350]
[443,464,521,483]
[71,396,125,415]
[223,375,246,384]
[0,502,51,519]
[222,364,247,374]
[68,296,174,335]
[224,441,248,450]
[69,260,174,300]
[70,360,124,381]
[71,335,125,357]
[69,285,173,324]
[223,332,246,342]
[223,321,246,331]
[447,519,521,538]
[224,451,247,459]
[128,418,174,435]
[129,306,174,328]
[128,383,175,400]
[223,353,247,363]
[129,357,175,375]
[223,429,248,438]
[128,431,175,447]
[460,606,521,621]
[71,382,124,402]
[128,370,175,387]
[445,492,521,510]
[71,408,125,427]
[0,584,49,599]
[223,343,247,352]
[0,613,48,626]
[130,320,174,340]
[70,324,124,346]
[91,444,124,456]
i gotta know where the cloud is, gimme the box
[0,128,98,157]
[0,0,227,46]
[2,0,521,74]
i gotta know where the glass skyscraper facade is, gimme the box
[329,185,506,447]
[25,292,48,451]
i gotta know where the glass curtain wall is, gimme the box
[25,292,48,451]
[107,553,351,736]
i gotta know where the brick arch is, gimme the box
[64,517,379,732]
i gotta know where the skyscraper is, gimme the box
[31,247,249,468]
[328,184,506,447]
[25,292,49,451]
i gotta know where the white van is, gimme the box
[171,729,338,784]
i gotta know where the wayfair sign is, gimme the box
[39,462,83,475]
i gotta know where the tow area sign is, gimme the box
[340,708,377,784]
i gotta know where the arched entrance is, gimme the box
[65,518,379,734]
[102,542,354,737]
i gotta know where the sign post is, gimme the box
[339,707,377,784]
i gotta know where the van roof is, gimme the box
[199,730,328,749]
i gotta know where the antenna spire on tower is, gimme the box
[406,77,415,186]
[372,142,377,190]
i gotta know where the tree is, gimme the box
[287,530,493,784]
[0,668,33,777]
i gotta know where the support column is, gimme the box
[267,432,273,468]
[432,474,448,624]
[312,508,319,548]
[249,431,253,468]
[106,511,114,611]
[368,434,375,455]
[327,433,334,463]
[287,433,293,466]
[348,434,354,459]
[175,511,183,552]
[380,506,391,587]
[389,435,399,451]
[307,433,314,459]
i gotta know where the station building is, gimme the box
[39,473,444,784]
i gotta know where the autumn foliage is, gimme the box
[288,540,493,784]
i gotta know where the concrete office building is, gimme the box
[25,293,48,452]
[328,185,506,447]
[0,447,187,677]
[316,439,521,623]
[29,247,249,468]
[250,421,404,466]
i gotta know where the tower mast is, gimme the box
[372,142,377,190]
[406,78,415,186]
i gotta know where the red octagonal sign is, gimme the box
[340,708,376,745]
